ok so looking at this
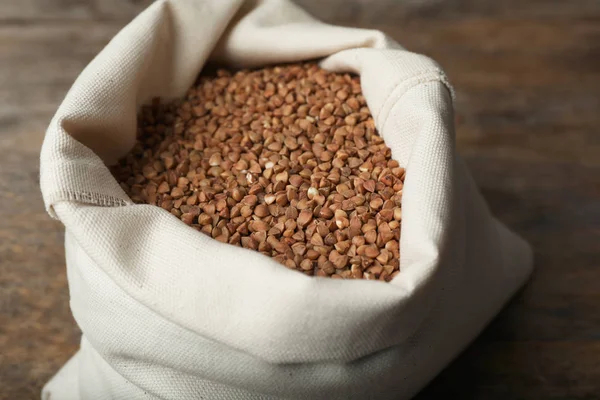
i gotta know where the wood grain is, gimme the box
[1,1,599,399]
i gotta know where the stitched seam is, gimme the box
[46,191,132,219]
[63,191,130,206]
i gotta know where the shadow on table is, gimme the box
[415,174,600,399]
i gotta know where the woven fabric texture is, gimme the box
[40,0,533,399]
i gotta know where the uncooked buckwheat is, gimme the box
[110,62,405,280]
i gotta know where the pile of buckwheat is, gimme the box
[110,62,404,280]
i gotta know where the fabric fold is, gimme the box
[40,0,533,398]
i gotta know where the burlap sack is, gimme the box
[40,0,533,398]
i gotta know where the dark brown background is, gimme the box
[1,0,599,399]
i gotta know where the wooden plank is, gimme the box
[0,0,152,21]
[416,341,600,399]
[0,22,122,136]
[1,1,599,398]
[1,0,600,22]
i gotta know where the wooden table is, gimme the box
[1,1,599,398]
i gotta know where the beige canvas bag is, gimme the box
[40,0,533,398]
